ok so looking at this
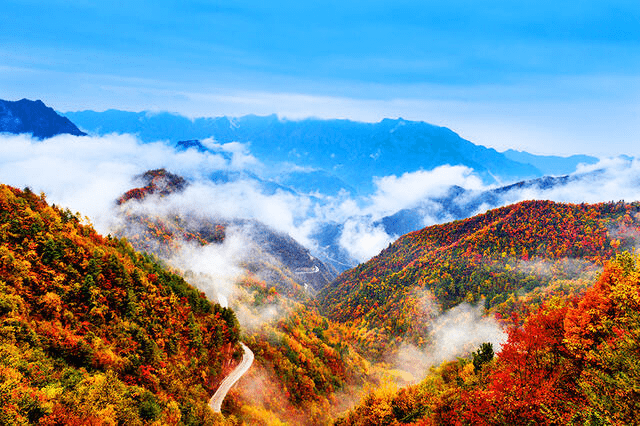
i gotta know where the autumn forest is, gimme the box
[1,173,640,425]
[3,0,640,420]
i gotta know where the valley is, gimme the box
[1,99,639,424]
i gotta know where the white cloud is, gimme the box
[169,235,247,305]
[0,133,256,233]
[429,302,507,365]
[200,138,260,170]
[0,133,143,231]
[395,298,507,381]
[3,132,640,272]
[369,165,485,217]
[338,218,395,263]
[490,157,640,207]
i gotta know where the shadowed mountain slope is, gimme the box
[1,98,86,138]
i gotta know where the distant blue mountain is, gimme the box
[278,169,357,196]
[1,98,86,139]
[64,110,544,194]
[502,149,598,176]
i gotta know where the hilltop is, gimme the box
[320,199,638,355]
[115,168,338,292]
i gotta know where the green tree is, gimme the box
[472,342,494,372]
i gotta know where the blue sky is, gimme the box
[1,0,639,156]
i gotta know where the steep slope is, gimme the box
[0,184,240,424]
[320,200,638,355]
[64,110,541,192]
[0,98,86,138]
[116,169,337,292]
[335,253,640,425]
[112,170,374,424]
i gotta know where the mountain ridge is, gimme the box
[64,109,543,193]
[502,148,598,176]
[319,199,635,356]
[0,98,86,138]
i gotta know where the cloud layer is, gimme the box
[0,133,488,263]
[2,133,640,267]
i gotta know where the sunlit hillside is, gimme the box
[0,184,240,424]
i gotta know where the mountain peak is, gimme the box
[117,168,188,205]
[0,98,86,139]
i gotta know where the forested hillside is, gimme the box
[335,252,640,425]
[320,200,639,356]
[229,302,372,424]
[4,178,640,425]
[0,184,240,424]
[116,168,337,292]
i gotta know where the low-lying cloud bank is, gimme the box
[494,157,640,206]
[394,298,507,382]
[2,133,640,268]
[0,133,486,263]
[0,133,250,232]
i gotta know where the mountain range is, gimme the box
[0,99,601,195]
[0,98,608,272]
[63,108,598,195]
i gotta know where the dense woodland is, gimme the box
[2,178,640,425]
[228,303,372,424]
[0,184,240,424]
[335,252,640,425]
[320,200,638,356]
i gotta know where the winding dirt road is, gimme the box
[209,342,254,413]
